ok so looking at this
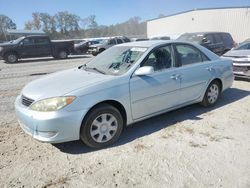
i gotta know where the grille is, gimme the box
[21,95,34,107]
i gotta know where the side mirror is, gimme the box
[202,38,211,44]
[134,66,154,76]
[19,42,23,47]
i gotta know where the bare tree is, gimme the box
[0,15,16,40]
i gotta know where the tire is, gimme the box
[4,52,18,63]
[201,80,221,107]
[92,51,98,56]
[80,104,124,149]
[99,48,105,53]
[57,50,68,59]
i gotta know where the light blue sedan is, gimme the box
[15,40,234,148]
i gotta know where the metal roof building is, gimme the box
[6,29,46,40]
[147,7,250,43]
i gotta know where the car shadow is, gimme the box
[53,87,250,154]
[235,77,250,82]
[3,55,92,64]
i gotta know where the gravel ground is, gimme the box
[0,57,250,188]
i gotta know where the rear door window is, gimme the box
[35,38,50,45]
[175,44,209,66]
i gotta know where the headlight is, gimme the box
[29,96,76,112]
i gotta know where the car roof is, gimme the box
[118,40,172,48]
[117,40,203,48]
[182,32,230,35]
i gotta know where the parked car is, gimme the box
[178,32,235,56]
[15,40,234,148]
[73,40,100,54]
[88,36,130,56]
[130,38,149,42]
[222,41,250,78]
[0,35,74,63]
[150,36,170,40]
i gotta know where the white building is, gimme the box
[147,7,250,43]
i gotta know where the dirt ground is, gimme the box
[0,57,250,188]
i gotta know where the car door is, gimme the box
[107,39,116,48]
[17,37,37,58]
[129,45,181,120]
[34,37,51,56]
[173,43,214,103]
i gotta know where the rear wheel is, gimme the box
[5,53,18,63]
[201,81,221,107]
[57,50,68,59]
[80,104,124,149]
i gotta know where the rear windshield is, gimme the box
[178,34,204,43]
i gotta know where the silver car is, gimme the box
[223,42,250,78]
[15,40,234,148]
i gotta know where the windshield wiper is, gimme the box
[82,65,106,75]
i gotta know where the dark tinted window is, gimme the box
[175,44,206,66]
[35,38,49,45]
[117,39,123,44]
[205,34,214,43]
[22,38,35,46]
[142,45,173,71]
[221,33,233,47]
[123,37,130,42]
[109,39,116,45]
[213,34,223,43]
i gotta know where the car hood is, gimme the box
[0,43,17,47]
[22,68,114,100]
[223,50,250,57]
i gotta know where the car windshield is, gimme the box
[178,34,204,43]
[10,36,25,44]
[82,46,147,75]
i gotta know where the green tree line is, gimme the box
[0,12,146,40]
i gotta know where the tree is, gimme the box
[55,11,80,34]
[24,12,41,30]
[0,15,16,40]
[39,13,56,33]
[87,15,98,29]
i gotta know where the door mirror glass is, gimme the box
[134,66,154,76]
[202,38,211,44]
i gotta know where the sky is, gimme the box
[0,0,250,29]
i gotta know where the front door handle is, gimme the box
[171,74,181,80]
[206,66,214,71]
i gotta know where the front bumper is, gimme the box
[15,95,88,143]
[233,62,250,78]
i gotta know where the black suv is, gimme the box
[178,32,235,56]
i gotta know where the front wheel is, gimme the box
[5,53,18,63]
[80,104,124,149]
[201,81,221,107]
